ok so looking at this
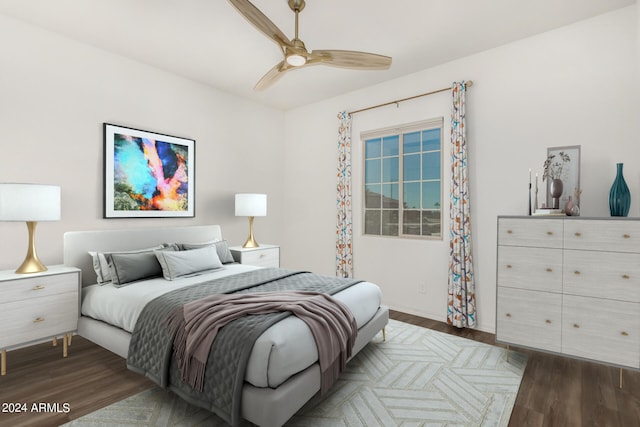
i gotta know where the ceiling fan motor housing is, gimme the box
[288,0,305,12]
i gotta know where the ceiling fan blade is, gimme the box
[254,59,324,90]
[311,50,392,70]
[255,61,290,91]
[228,0,292,49]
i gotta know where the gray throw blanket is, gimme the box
[127,268,361,426]
[167,291,357,395]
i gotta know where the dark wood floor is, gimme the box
[0,336,153,427]
[0,311,638,426]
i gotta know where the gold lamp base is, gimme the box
[16,221,48,274]
[242,216,260,248]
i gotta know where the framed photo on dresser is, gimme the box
[545,145,580,210]
[103,123,195,218]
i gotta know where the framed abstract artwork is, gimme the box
[103,123,195,218]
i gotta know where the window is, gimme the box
[363,118,443,238]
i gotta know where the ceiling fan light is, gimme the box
[286,53,306,67]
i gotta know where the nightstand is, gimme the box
[0,265,81,376]
[230,244,280,268]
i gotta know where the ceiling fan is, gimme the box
[228,0,392,90]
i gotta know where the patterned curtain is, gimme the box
[336,111,353,278]
[447,82,477,328]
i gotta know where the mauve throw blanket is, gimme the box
[127,268,363,426]
[167,291,357,395]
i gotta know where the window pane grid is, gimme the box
[363,121,442,238]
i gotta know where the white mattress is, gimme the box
[81,264,382,388]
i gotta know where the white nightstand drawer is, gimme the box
[0,272,79,303]
[0,291,78,348]
[240,248,279,267]
[230,245,280,268]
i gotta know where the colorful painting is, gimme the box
[104,123,195,218]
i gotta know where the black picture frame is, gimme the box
[103,123,195,218]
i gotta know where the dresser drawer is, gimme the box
[564,220,640,253]
[496,287,561,353]
[0,292,78,348]
[563,295,640,368]
[563,250,640,302]
[497,246,562,293]
[0,272,79,303]
[498,218,563,248]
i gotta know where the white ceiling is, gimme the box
[0,0,635,110]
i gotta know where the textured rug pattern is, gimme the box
[65,319,526,426]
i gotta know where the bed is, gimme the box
[63,225,388,427]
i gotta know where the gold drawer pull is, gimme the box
[32,285,45,290]
[623,234,631,239]
[546,268,553,272]
[259,254,266,258]
[574,271,581,275]
[574,232,582,237]
[621,331,629,336]
[546,231,553,235]
[622,274,630,279]
[507,230,513,234]
[573,323,580,329]
[33,317,45,323]
[545,319,552,324]
[506,264,512,269]
[505,313,512,318]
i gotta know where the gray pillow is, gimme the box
[179,240,235,264]
[155,245,223,280]
[89,244,165,284]
[107,251,164,287]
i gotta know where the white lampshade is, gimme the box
[235,193,267,217]
[0,183,61,221]
[0,183,61,274]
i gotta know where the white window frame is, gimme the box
[361,117,444,240]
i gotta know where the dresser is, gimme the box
[0,265,81,375]
[496,217,640,371]
[230,244,280,268]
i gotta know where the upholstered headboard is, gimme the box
[63,225,223,286]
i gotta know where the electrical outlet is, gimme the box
[418,283,427,294]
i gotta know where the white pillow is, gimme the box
[154,245,223,280]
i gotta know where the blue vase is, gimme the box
[609,163,630,217]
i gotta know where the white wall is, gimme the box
[282,6,640,332]
[1,6,637,334]
[0,14,285,271]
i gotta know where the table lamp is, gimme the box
[0,183,61,273]
[235,193,267,248]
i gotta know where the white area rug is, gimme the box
[65,319,526,426]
